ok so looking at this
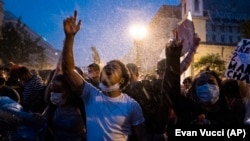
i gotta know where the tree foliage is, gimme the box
[0,19,46,68]
[193,53,226,76]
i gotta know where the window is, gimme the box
[229,36,233,43]
[221,35,225,43]
[212,25,216,32]
[229,26,233,33]
[237,27,241,33]
[212,34,216,42]
[238,36,241,42]
[220,25,224,32]
[194,0,200,12]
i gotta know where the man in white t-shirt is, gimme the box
[61,11,147,141]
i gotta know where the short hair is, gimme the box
[126,63,139,77]
[16,66,30,76]
[155,59,166,74]
[88,63,100,71]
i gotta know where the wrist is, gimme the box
[65,34,75,38]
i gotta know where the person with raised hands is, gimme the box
[61,11,147,141]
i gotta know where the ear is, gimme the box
[120,78,124,84]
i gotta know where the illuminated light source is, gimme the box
[129,23,148,68]
[129,24,148,40]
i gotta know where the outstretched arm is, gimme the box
[62,10,85,95]
[162,31,203,124]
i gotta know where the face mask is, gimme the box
[196,84,219,104]
[50,92,66,106]
[98,82,120,92]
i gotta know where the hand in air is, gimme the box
[63,10,82,36]
[171,29,184,48]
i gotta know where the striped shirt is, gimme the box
[22,74,44,110]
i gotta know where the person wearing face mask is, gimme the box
[0,68,20,103]
[42,74,86,141]
[162,31,244,126]
[61,11,147,141]
[187,69,232,125]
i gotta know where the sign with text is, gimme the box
[225,39,250,84]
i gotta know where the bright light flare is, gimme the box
[129,24,148,40]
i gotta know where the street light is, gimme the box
[129,24,148,68]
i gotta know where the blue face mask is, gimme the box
[50,92,66,106]
[196,84,219,104]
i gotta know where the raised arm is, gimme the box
[162,31,183,108]
[62,10,84,94]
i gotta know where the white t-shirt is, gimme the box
[82,82,144,141]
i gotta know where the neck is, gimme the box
[104,90,121,97]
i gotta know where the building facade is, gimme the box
[2,11,60,69]
[128,0,250,78]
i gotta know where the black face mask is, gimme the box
[0,77,5,85]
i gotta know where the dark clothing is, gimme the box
[0,85,20,102]
[123,79,170,135]
[162,42,245,125]
[43,96,86,141]
[50,106,85,141]
[21,74,45,113]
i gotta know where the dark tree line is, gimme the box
[0,18,46,68]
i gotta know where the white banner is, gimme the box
[225,39,250,84]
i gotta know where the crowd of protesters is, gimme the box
[0,10,250,141]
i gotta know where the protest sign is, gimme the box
[225,39,250,84]
[176,11,195,56]
[159,11,195,58]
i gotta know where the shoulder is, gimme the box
[121,93,141,107]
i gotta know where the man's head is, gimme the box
[126,63,139,82]
[155,59,166,76]
[100,60,130,91]
[87,63,100,79]
[16,66,32,82]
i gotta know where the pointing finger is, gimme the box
[74,10,77,21]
